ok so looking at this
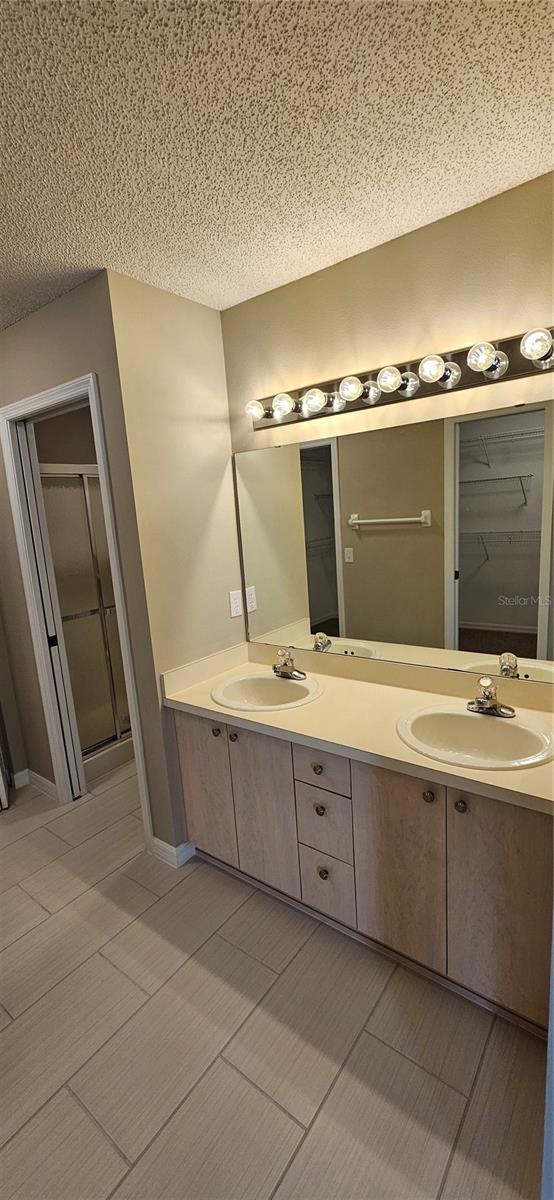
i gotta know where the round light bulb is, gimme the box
[245,399,265,420]
[363,379,381,406]
[467,342,497,372]
[377,366,402,393]
[272,392,294,418]
[418,354,446,384]
[399,371,420,398]
[302,387,327,415]
[533,350,554,370]
[339,375,363,402]
[483,350,509,379]
[332,391,347,412]
[520,328,553,361]
[438,361,462,390]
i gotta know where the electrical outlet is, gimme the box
[246,584,257,613]
[344,547,354,563]
[229,589,243,618]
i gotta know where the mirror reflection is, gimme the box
[235,404,553,683]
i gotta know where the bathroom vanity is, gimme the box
[166,662,553,1031]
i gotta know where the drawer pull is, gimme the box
[312,763,324,776]
[229,732,239,742]
[212,727,222,737]
[314,803,327,817]
[318,866,329,880]
[454,798,468,813]
[422,789,435,804]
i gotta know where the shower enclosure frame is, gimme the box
[0,373,153,849]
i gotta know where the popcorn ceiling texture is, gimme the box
[1,0,551,329]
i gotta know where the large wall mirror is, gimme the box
[234,401,553,684]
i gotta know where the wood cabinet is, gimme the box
[447,789,553,1026]
[352,763,446,973]
[229,727,301,898]
[299,843,356,927]
[174,712,238,866]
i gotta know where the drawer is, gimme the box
[296,781,353,864]
[299,843,356,928]
[293,744,351,796]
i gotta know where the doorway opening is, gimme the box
[0,374,152,845]
[299,441,343,636]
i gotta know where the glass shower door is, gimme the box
[40,473,131,754]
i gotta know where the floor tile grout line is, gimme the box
[435,1016,497,1200]
[266,959,397,1200]
[217,918,320,976]
[219,1056,307,1131]
[360,1028,472,1099]
[65,1081,134,1170]
[16,839,148,916]
[1,776,138,850]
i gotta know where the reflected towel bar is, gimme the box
[348,509,432,529]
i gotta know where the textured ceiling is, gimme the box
[1,0,551,328]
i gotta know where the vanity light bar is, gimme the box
[245,327,553,430]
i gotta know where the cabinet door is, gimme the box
[174,712,238,866]
[229,727,301,898]
[352,763,446,972]
[447,790,552,1026]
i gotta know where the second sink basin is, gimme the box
[397,705,554,770]
[211,671,322,712]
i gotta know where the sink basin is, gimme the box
[464,659,554,684]
[211,672,322,712]
[397,704,554,770]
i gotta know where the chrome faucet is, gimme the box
[273,648,307,681]
[467,676,515,718]
[313,632,332,653]
[499,652,518,678]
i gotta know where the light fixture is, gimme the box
[332,390,347,412]
[339,375,363,402]
[438,361,462,390]
[272,392,295,418]
[520,327,554,369]
[418,354,446,384]
[244,399,266,420]
[377,366,402,393]
[520,328,553,362]
[302,387,327,415]
[399,371,420,398]
[467,342,508,378]
[363,379,381,405]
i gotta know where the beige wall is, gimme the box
[34,405,97,464]
[0,273,178,843]
[0,607,26,776]
[235,445,309,639]
[222,174,553,454]
[338,424,444,646]
[107,271,244,673]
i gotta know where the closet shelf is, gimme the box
[460,474,533,504]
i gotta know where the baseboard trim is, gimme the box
[151,837,196,869]
[27,771,58,800]
[13,769,29,789]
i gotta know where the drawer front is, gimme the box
[296,781,353,864]
[299,843,356,928]
[293,744,351,796]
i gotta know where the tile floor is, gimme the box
[0,769,547,1199]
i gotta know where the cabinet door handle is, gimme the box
[422,789,435,803]
[229,732,239,742]
[314,803,326,817]
[212,727,222,737]
[312,763,324,776]
[318,866,329,880]
[454,797,468,813]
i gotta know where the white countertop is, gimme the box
[164,662,554,816]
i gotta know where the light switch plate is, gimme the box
[246,585,257,613]
[344,547,354,563]
[229,589,243,617]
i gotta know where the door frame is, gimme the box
[443,399,554,658]
[300,437,345,636]
[0,373,154,848]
